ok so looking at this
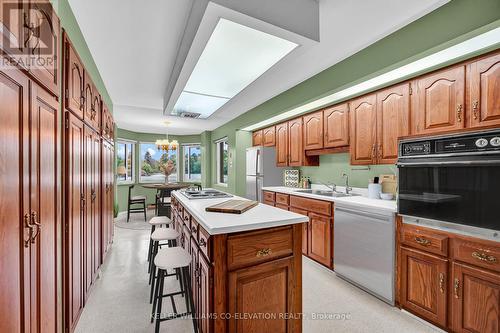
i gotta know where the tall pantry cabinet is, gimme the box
[63,33,115,332]
[0,1,60,331]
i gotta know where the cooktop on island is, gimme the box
[180,189,233,200]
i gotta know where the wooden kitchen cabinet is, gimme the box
[376,83,410,164]
[324,103,349,148]
[308,213,333,268]
[101,139,114,259]
[412,65,465,135]
[65,34,85,119]
[101,102,115,142]
[400,247,448,328]
[290,207,309,255]
[350,94,377,165]
[252,129,263,146]
[228,257,296,333]
[262,126,276,146]
[467,51,500,129]
[84,73,101,132]
[303,111,324,150]
[288,117,319,167]
[451,262,500,333]
[0,0,28,61]
[198,252,213,333]
[275,122,289,166]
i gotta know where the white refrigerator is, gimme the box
[246,146,284,202]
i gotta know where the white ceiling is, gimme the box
[68,0,448,135]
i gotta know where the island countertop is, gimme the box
[172,190,308,235]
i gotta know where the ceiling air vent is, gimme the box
[179,111,201,118]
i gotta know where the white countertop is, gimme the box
[172,190,309,235]
[262,186,397,213]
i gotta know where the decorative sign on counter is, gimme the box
[284,169,300,187]
[205,199,258,214]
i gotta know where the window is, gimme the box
[139,143,178,183]
[216,138,228,185]
[183,144,201,181]
[116,140,134,184]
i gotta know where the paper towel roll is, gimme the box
[368,183,382,199]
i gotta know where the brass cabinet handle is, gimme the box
[256,248,272,257]
[199,238,206,247]
[191,226,197,234]
[377,144,382,159]
[454,278,460,299]
[472,251,497,263]
[472,100,479,120]
[30,211,40,244]
[371,144,376,159]
[24,213,34,247]
[414,236,431,246]
[456,104,463,122]
[439,273,445,294]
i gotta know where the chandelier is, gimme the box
[155,121,179,151]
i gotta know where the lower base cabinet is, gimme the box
[400,247,448,328]
[451,262,500,333]
[308,213,333,267]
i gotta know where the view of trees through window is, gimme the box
[116,141,134,183]
[217,140,228,184]
[183,145,201,181]
[140,143,177,183]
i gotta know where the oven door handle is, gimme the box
[397,160,500,167]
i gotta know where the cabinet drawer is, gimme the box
[275,203,289,210]
[190,217,199,239]
[452,238,500,273]
[263,199,275,207]
[275,193,289,205]
[401,224,448,256]
[290,195,332,216]
[182,208,191,226]
[227,226,293,270]
[263,191,275,203]
[198,225,211,260]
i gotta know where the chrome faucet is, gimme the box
[342,173,353,195]
[318,180,337,192]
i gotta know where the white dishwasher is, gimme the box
[334,204,395,305]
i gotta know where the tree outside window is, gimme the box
[139,143,178,183]
[216,139,228,185]
[183,144,201,181]
[116,141,134,184]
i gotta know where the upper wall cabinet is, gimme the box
[324,103,349,148]
[288,118,319,167]
[303,111,323,150]
[275,123,288,166]
[350,94,377,165]
[467,52,500,129]
[252,129,263,146]
[65,35,85,119]
[83,72,101,132]
[262,126,276,147]
[412,65,465,135]
[376,83,410,164]
[102,102,114,143]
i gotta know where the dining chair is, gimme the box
[127,185,147,222]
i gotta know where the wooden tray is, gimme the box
[205,199,258,214]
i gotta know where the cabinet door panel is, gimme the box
[228,257,295,333]
[400,247,447,328]
[198,253,213,333]
[324,103,349,148]
[412,65,465,135]
[288,118,303,166]
[0,0,28,65]
[65,39,84,119]
[451,262,500,333]
[252,130,262,146]
[468,52,500,129]
[30,83,59,333]
[303,111,323,150]
[275,122,288,166]
[0,65,30,333]
[290,207,309,255]
[350,94,377,165]
[308,213,332,268]
[26,0,60,96]
[376,83,410,164]
[262,126,275,147]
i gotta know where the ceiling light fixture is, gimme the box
[172,18,298,119]
[155,121,178,151]
[242,26,500,132]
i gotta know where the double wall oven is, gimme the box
[397,129,500,236]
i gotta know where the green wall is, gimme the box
[116,128,201,212]
[206,0,500,196]
[50,0,113,110]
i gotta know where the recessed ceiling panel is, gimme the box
[174,91,229,118]
[173,18,298,118]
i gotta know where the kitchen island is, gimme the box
[171,190,308,333]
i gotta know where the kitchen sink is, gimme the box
[294,189,360,198]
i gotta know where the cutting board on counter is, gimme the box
[205,199,258,214]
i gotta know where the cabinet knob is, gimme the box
[456,104,463,123]
[256,248,272,257]
[472,100,479,120]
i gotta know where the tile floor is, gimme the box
[75,211,441,333]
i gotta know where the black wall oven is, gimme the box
[398,130,500,231]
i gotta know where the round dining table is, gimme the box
[141,182,195,191]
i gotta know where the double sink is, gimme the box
[295,189,360,198]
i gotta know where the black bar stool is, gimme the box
[151,246,197,333]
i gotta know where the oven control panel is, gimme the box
[399,130,500,157]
